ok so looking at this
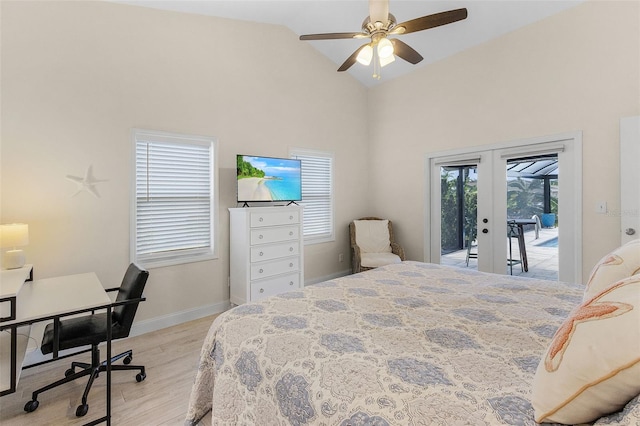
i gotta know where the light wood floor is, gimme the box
[0,315,218,425]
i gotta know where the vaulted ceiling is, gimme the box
[114,1,584,86]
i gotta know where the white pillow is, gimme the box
[584,239,640,300]
[354,220,392,254]
[532,275,640,424]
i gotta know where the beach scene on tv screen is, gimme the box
[237,156,301,201]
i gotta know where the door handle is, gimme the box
[625,228,636,236]
[482,229,489,234]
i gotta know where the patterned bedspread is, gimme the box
[185,261,640,425]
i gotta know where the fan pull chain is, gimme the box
[372,46,381,80]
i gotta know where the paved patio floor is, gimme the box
[441,227,559,281]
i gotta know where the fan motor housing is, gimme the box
[362,13,396,34]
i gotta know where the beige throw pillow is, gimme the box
[354,220,392,254]
[584,239,640,300]
[532,275,640,424]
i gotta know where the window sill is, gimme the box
[135,253,218,269]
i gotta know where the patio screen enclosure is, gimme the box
[440,155,558,255]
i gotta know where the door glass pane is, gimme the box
[506,155,558,279]
[440,165,478,270]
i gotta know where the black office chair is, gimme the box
[24,263,149,417]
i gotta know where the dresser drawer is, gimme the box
[251,273,300,301]
[250,210,300,228]
[251,242,299,263]
[251,257,300,280]
[250,226,299,245]
[229,206,304,305]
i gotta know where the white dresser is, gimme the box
[229,206,304,305]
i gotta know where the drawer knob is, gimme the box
[289,281,294,286]
[289,247,293,252]
[259,235,263,239]
[259,251,264,256]
[289,263,293,267]
[260,288,264,293]
[259,268,264,273]
[259,217,264,222]
[289,231,293,236]
[289,215,293,220]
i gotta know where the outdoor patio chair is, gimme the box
[508,222,525,275]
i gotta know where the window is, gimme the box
[290,149,334,244]
[131,129,218,268]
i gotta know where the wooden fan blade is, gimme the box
[390,8,468,35]
[369,0,389,24]
[390,39,423,64]
[300,32,367,41]
[338,44,368,72]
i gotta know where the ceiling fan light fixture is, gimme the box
[299,3,468,77]
[379,53,395,67]
[377,37,394,58]
[356,44,373,66]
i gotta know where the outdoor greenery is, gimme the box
[237,157,265,179]
[507,178,543,218]
[441,171,459,251]
[507,177,558,219]
[441,168,477,253]
[441,172,558,255]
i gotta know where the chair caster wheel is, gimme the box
[76,403,89,417]
[136,372,146,382]
[123,355,132,365]
[24,400,39,413]
[65,368,74,377]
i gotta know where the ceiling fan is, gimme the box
[299,0,468,79]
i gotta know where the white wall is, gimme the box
[368,0,640,281]
[2,0,638,333]
[0,1,370,324]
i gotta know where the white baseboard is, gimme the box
[129,300,230,338]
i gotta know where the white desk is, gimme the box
[0,265,33,321]
[0,265,33,296]
[0,327,30,394]
[0,271,111,396]
[0,265,34,392]
[12,273,111,325]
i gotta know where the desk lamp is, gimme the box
[0,223,29,269]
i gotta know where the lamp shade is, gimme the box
[379,53,395,67]
[377,37,394,59]
[356,44,373,66]
[0,223,29,248]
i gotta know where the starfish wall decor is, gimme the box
[66,165,108,198]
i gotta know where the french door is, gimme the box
[425,133,582,283]
[427,150,503,273]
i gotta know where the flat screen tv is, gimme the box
[236,155,302,203]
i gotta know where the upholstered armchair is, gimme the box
[349,217,405,274]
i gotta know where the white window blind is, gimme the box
[291,150,334,244]
[132,129,217,267]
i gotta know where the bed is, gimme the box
[185,260,640,425]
